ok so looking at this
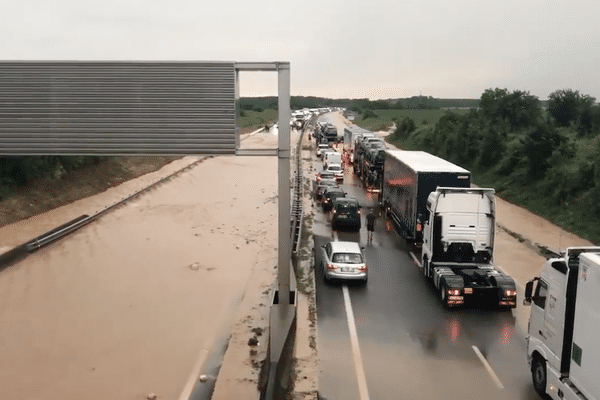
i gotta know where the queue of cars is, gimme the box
[313,133,366,285]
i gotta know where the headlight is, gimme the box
[447,288,461,296]
[504,289,517,297]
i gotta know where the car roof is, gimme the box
[332,197,359,205]
[318,143,330,148]
[329,241,362,253]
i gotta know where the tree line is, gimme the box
[386,88,600,244]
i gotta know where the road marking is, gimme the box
[409,251,421,267]
[333,230,339,241]
[342,285,371,400]
[178,347,211,400]
[472,345,504,389]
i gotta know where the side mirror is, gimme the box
[523,279,537,306]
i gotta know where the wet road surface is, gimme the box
[312,115,539,400]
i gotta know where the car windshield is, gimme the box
[332,252,363,264]
[319,180,337,187]
[328,165,343,172]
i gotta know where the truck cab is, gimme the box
[524,247,600,399]
[421,187,515,308]
[422,187,495,267]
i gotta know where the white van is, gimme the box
[323,151,341,168]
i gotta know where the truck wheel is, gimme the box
[440,283,449,308]
[422,257,429,279]
[532,356,547,396]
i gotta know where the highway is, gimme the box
[311,114,539,399]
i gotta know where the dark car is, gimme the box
[322,187,346,212]
[314,179,339,201]
[331,197,361,231]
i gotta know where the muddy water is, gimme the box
[0,131,283,399]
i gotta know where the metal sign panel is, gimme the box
[0,61,236,155]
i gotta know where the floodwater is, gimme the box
[0,129,283,400]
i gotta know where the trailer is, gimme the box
[380,150,470,242]
[343,126,371,152]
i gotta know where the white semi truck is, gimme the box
[523,247,600,399]
[421,187,517,308]
[380,150,471,242]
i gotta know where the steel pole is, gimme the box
[277,62,291,304]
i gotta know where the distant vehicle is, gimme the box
[323,151,341,168]
[523,247,600,399]
[316,143,330,158]
[314,179,338,201]
[343,126,371,151]
[320,241,368,284]
[323,124,338,143]
[325,163,344,183]
[331,197,361,231]
[322,187,346,212]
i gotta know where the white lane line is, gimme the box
[472,345,505,389]
[333,230,339,241]
[409,251,421,267]
[342,285,371,400]
[178,347,210,400]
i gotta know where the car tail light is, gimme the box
[447,288,461,296]
[504,289,517,297]
[357,265,368,272]
[326,263,337,271]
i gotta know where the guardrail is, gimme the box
[290,115,317,257]
[0,157,207,270]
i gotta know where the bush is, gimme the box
[362,109,377,119]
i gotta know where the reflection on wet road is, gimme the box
[313,114,538,399]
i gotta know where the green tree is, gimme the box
[523,123,561,180]
[398,116,416,134]
[547,89,595,128]
[362,109,377,119]
[477,122,508,170]
[480,88,541,130]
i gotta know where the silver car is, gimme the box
[321,241,368,284]
[325,163,344,183]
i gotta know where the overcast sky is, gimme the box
[1,0,599,100]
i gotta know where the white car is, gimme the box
[323,151,342,169]
[325,163,344,183]
[321,241,368,284]
[316,143,330,158]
